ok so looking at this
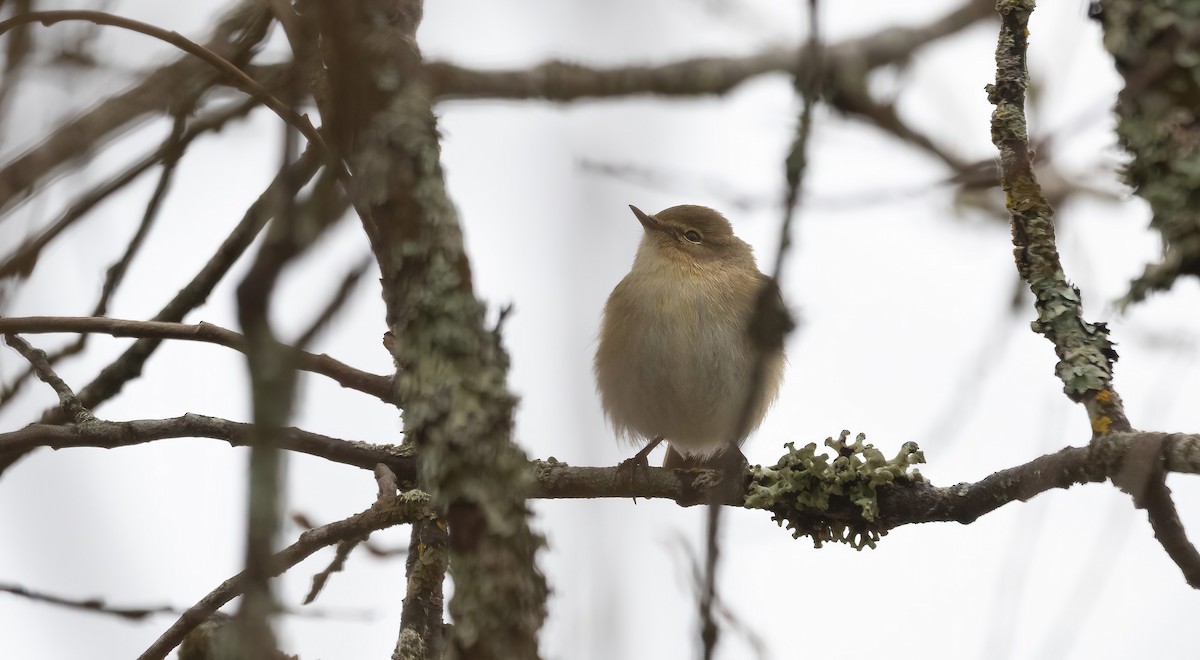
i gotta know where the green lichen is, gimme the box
[1097,0,1200,303]
[745,431,924,550]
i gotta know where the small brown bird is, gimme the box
[595,204,786,470]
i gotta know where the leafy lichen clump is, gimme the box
[745,431,925,550]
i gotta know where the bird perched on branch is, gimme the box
[595,204,788,472]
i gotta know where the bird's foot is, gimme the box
[616,436,664,499]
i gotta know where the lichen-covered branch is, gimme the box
[396,516,449,660]
[1095,1,1200,303]
[312,2,546,658]
[986,0,1128,435]
[5,412,1199,530]
[990,0,1199,590]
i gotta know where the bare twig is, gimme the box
[422,0,992,102]
[0,1,273,214]
[2,333,92,423]
[0,413,417,480]
[0,316,392,403]
[0,97,260,283]
[138,491,433,660]
[91,112,190,316]
[1113,433,1200,588]
[0,581,178,621]
[303,536,363,605]
[292,254,373,350]
[0,10,329,158]
[40,146,324,422]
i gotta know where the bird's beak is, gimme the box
[629,205,659,231]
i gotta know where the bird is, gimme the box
[594,204,787,471]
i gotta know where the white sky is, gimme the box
[1,1,1198,659]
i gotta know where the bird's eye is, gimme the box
[683,230,702,244]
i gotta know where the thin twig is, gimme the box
[0,10,330,159]
[137,491,433,660]
[0,316,393,402]
[0,582,178,620]
[41,147,325,423]
[2,333,93,423]
[0,1,273,215]
[293,254,373,350]
[0,97,260,283]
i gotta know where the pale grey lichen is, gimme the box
[1097,0,1200,303]
[746,431,925,550]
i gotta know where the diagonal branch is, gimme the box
[41,147,325,423]
[0,96,260,283]
[2,333,92,423]
[0,10,330,167]
[0,145,325,476]
[137,490,433,660]
[0,0,274,214]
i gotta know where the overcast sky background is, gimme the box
[1,1,1198,658]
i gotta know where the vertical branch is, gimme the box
[396,516,449,660]
[989,0,1200,589]
[313,1,546,657]
[230,135,303,660]
[986,0,1128,436]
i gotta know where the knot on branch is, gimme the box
[745,431,925,550]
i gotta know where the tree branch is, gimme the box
[30,146,325,427]
[0,96,259,283]
[137,491,433,660]
[3,412,1198,529]
[0,10,330,167]
[0,315,392,402]
[0,0,274,214]
[990,0,1198,590]
[987,0,1128,434]
[0,581,178,621]
[423,0,993,102]
[316,1,547,657]
[0,413,417,481]
[2,333,93,423]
